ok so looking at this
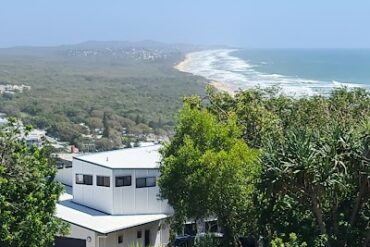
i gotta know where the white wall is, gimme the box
[64,223,96,247]
[112,169,173,215]
[100,220,169,247]
[73,159,114,214]
[64,220,169,247]
[56,167,72,186]
[72,158,173,215]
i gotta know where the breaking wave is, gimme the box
[180,49,369,97]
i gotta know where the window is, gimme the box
[97,176,110,187]
[146,177,156,187]
[184,223,197,236]
[64,161,72,168]
[116,176,132,187]
[76,174,83,184]
[57,159,72,169]
[85,175,93,185]
[136,177,156,188]
[205,220,218,233]
[56,161,64,169]
[136,178,146,188]
[118,235,123,244]
[137,230,142,238]
[76,174,93,185]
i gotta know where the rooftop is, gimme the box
[57,186,169,234]
[74,144,162,169]
[56,153,76,161]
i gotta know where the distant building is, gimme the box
[55,145,172,247]
[0,84,31,94]
[0,113,7,126]
[25,129,46,147]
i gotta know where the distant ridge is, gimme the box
[0,40,231,56]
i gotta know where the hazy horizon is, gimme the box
[3,40,370,50]
[1,0,370,49]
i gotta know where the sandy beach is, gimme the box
[174,52,235,96]
[174,54,192,72]
[209,81,236,96]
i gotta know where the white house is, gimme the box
[55,153,74,186]
[55,145,173,247]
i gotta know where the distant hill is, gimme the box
[0,40,226,58]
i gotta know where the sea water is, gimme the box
[182,49,370,97]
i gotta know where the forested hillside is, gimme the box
[0,41,207,150]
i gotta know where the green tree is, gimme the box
[0,119,68,247]
[271,233,307,247]
[202,87,370,246]
[102,112,111,138]
[259,121,370,246]
[48,122,81,144]
[159,97,259,247]
[95,137,114,151]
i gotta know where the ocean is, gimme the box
[181,49,370,96]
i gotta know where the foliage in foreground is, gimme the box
[0,119,68,247]
[271,233,307,247]
[161,87,370,247]
[159,96,259,247]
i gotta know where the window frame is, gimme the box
[75,174,93,185]
[97,175,110,187]
[115,176,132,187]
[64,161,73,168]
[56,161,64,169]
[136,177,156,188]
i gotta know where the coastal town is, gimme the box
[0,83,31,95]
[1,1,370,247]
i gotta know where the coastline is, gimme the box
[209,81,236,96]
[174,53,192,72]
[174,52,235,96]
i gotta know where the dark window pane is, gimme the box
[104,176,110,187]
[56,161,64,169]
[97,176,103,186]
[64,161,72,168]
[136,178,146,188]
[116,176,131,187]
[136,177,156,188]
[118,235,123,243]
[146,177,156,187]
[137,230,142,238]
[123,176,132,186]
[184,223,197,236]
[97,176,110,187]
[76,174,93,185]
[84,175,93,185]
[206,220,218,233]
[116,177,124,187]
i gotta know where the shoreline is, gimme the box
[174,53,192,72]
[174,52,235,96]
[209,81,236,96]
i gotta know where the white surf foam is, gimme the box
[181,49,370,97]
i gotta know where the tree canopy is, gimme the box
[0,119,68,247]
[159,96,259,246]
[160,87,370,247]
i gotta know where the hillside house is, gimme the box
[55,145,173,247]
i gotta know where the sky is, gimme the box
[1,0,369,48]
